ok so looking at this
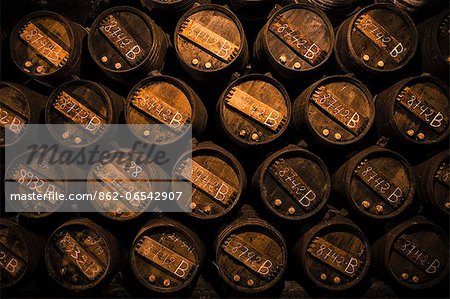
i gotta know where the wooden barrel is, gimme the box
[373,216,449,289]
[4,148,69,215]
[374,75,449,146]
[333,146,415,220]
[214,209,287,293]
[174,4,249,81]
[88,6,169,84]
[173,142,246,220]
[252,145,330,221]
[293,75,375,147]
[253,3,334,81]
[0,218,43,289]
[125,74,207,145]
[414,151,449,216]
[0,82,47,148]
[228,0,275,22]
[129,217,204,294]
[376,0,443,15]
[45,80,124,148]
[45,218,121,291]
[87,149,168,222]
[294,214,371,291]
[335,4,418,79]
[417,10,449,79]
[9,11,85,87]
[217,73,291,148]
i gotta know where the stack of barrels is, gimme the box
[0,0,448,298]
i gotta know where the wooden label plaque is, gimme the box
[135,236,197,280]
[0,241,25,278]
[307,237,364,278]
[312,86,368,135]
[19,22,70,67]
[269,15,326,66]
[225,87,286,133]
[0,103,27,134]
[354,160,406,208]
[179,18,240,63]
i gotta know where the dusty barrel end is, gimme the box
[332,146,415,220]
[0,218,42,289]
[88,6,169,85]
[125,74,207,145]
[9,11,85,87]
[174,4,249,82]
[335,4,418,79]
[44,218,121,291]
[0,82,45,148]
[374,75,449,146]
[373,216,449,289]
[293,75,375,147]
[214,215,287,293]
[252,145,330,221]
[172,142,246,221]
[417,10,449,79]
[45,79,124,148]
[294,215,371,291]
[414,151,450,216]
[87,149,169,222]
[217,73,291,148]
[253,3,334,81]
[129,217,204,294]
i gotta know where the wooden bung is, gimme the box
[252,145,330,221]
[332,146,415,220]
[217,73,291,148]
[10,11,86,87]
[293,75,375,147]
[174,4,249,81]
[253,3,334,80]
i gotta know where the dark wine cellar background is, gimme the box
[0,0,449,298]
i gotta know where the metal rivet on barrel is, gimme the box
[143,130,150,136]
[377,61,385,68]
[205,62,212,69]
[192,58,199,66]
[24,61,32,67]
[320,273,327,281]
[251,133,259,141]
[445,202,450,209]
[322,129,330,136]
[288,207,296,214]
[239,129,247,137]
[334,133,342,140]
[363,54,370,62]
[36,66,44,73]
[74,137,82,144]
[190,202,197,210]
[294,62,301,69]
[163,279,171,287]
[333,276,341,284]
[375,204,384,213]
[362,200,370,209]
[101,56,108,63]
[417,132,425,140]
[233,274,240,282]
[401,272,409,280]
[62,132,70,139]
[406,129,415,136]
[279,55,287,64]
[148,274,156,282]
[204,205,211,213]
[412,276,420,283]
[247,279,254,287]
[274,199,282,207]
[115,63,122,69]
